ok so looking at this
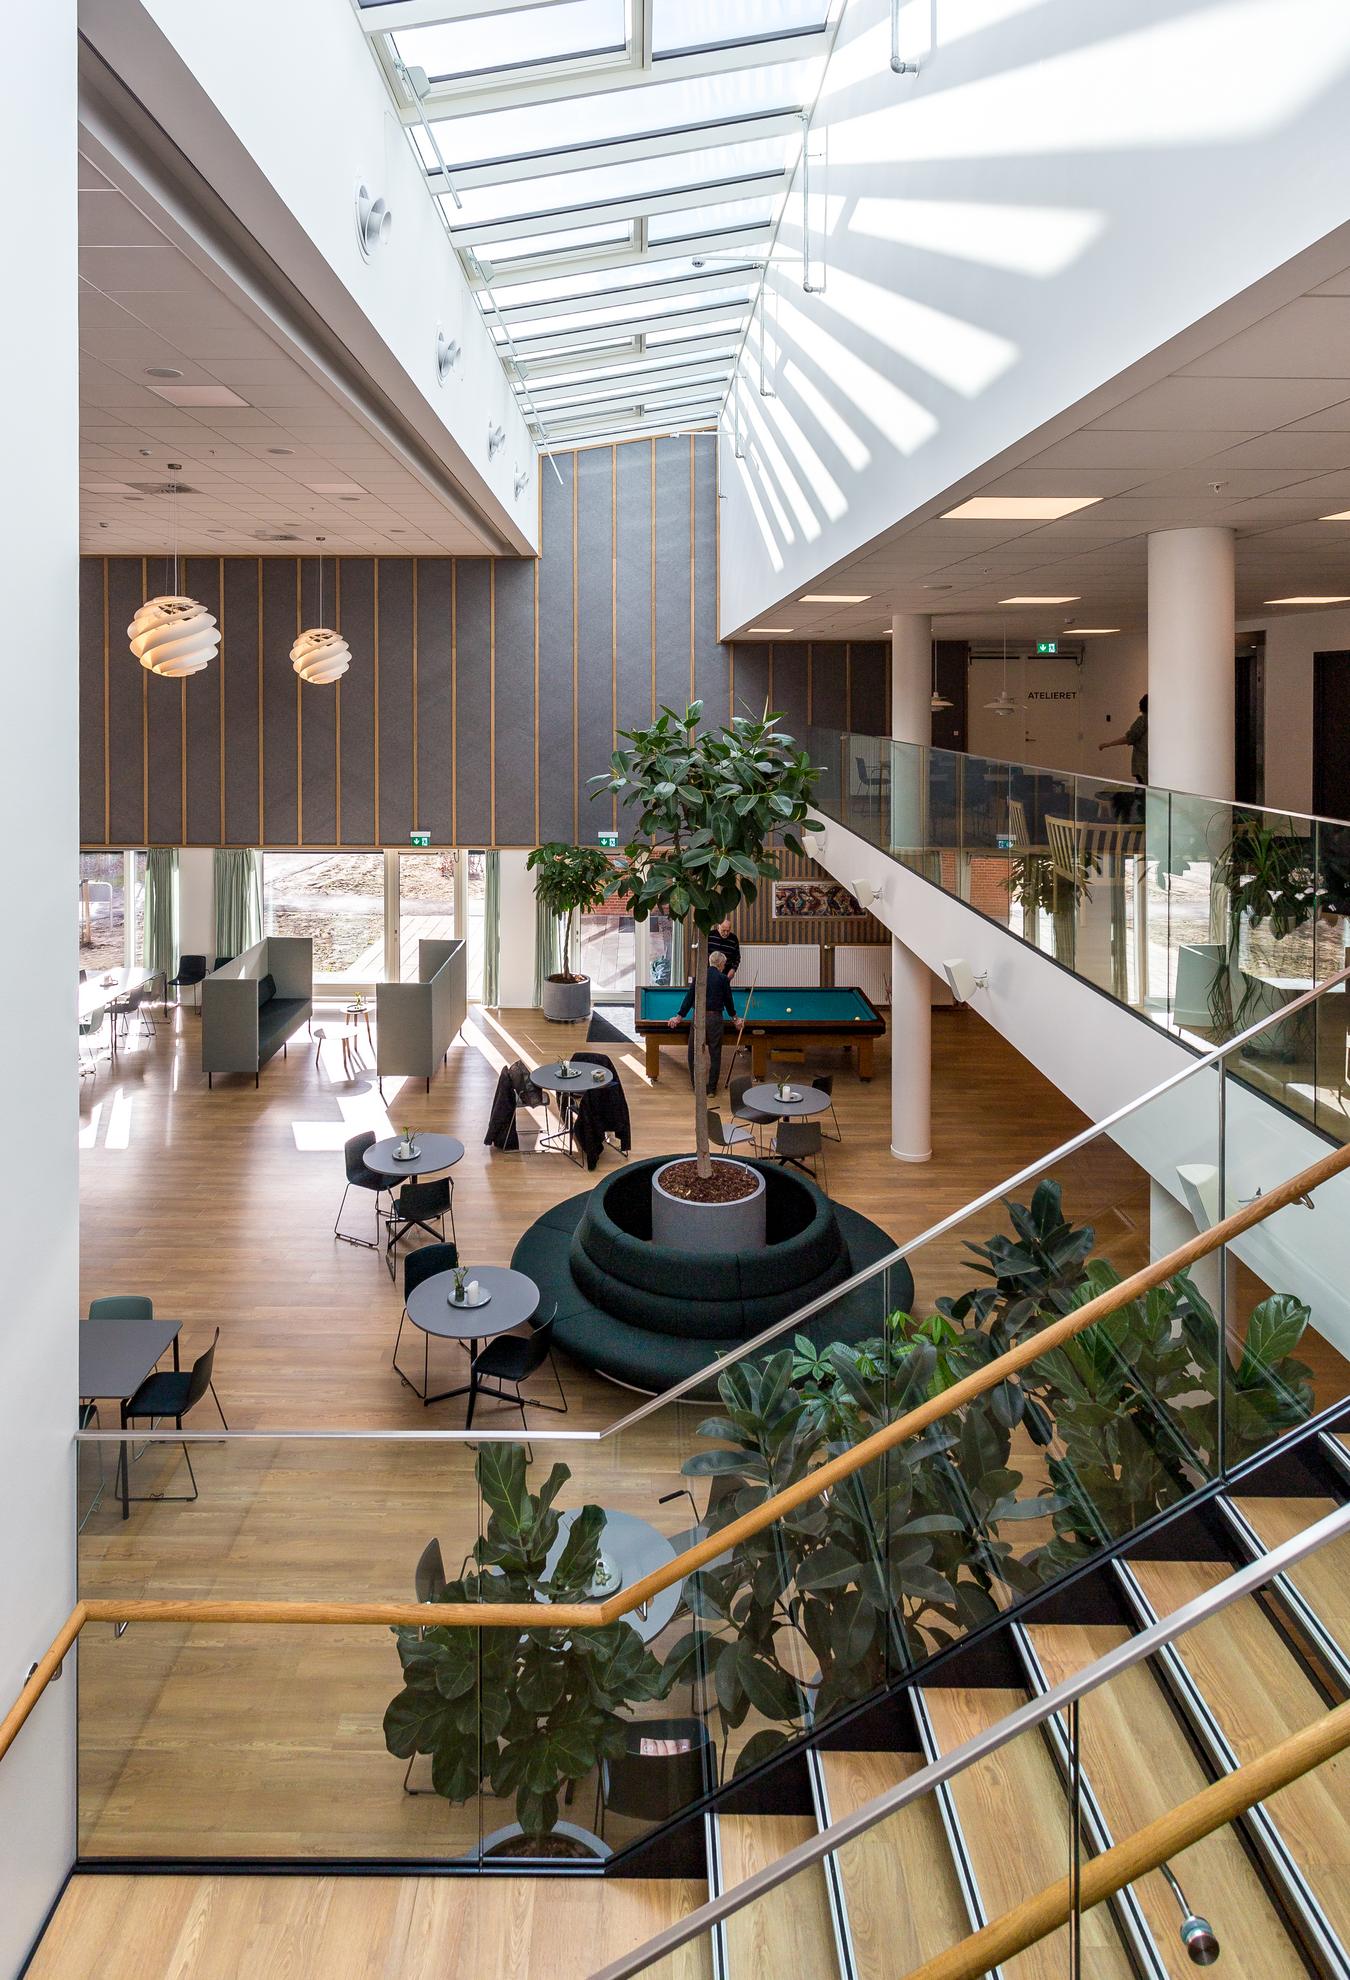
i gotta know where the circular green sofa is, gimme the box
[511,1156,910,1398]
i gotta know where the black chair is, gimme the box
[594,1717,714,1841]
[117,1327,226,1520]
[169,953,209,1010]
[388,1175,457,1280]
[466,1306,566,1437]
[770,1119,827,1186]
[730,1074,772,1147]
[334,1130,393,1252]
[111,979,158,1043]
[89,1293,154,1319]
[214,955,233,971]
[393,1241,459,1399]
[807,1070,842,1141]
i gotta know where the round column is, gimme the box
[890,935,932,1163]
[891,612,931,747]
[1147,528,1235,799]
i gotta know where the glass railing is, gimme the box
[74,986,1350,1867]
[808,727,1350,1144]
[603,1497,1350,1980]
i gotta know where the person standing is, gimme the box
[668,949,740,1093]
[711,913,742,981]
[1099,693,1148,821]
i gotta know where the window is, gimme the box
[79,852,129,975]
[398,850,458,980]
[263,853,386,984]
[578,868,634,1002]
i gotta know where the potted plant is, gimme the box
[383,1445,668,1860]
[1208,817,1324,1038]
[597,700,823,1249]
[527,842,616,1023]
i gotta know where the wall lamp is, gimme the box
[435,328,461,382]
[513,466,530,499]
[354,183,392,259]
[487,422,506,459]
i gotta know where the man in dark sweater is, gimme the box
[712,914,742,980]
[668,949,741,1093]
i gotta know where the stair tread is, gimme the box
[1132,1558,1350,1949]
[922,1686,1135,1980]
[719,1814,838,1979]
[1234,1494,1350,1649]
[819,1750,971,1978]
[1028,1622,1305,1978]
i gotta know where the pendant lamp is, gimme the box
[930,642,952,712]
[984,626,1017,716]
[128,469,219,678]
[291,540,351,684]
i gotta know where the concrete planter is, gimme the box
[651,1157,767,1255]
[541,973,592,1023]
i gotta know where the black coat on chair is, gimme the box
[484,1060,546,1151]
[571,1052,631,1170]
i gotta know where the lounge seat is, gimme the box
[256,974,310,1063]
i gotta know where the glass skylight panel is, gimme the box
[393,1,624,84]
[520,346,739,392]
[449,136,790,231]
[646,315,747,344]
[474,221,633,265]
[487,253,757,312]
[652,0,831,57]
[500,284,751,342]
[648,196,778,242]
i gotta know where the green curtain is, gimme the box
[214,848,262,959]
[142,848,179,982]
[482,850,501,1006]
[533,897,563,1005]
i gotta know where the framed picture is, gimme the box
[771,878,863,921]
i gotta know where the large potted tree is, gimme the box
[527,841,616,1023]
[598,700,823,1251]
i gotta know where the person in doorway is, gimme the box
[1099,694,1148,820]
[668,949,741,1093]
[711,914,741,981]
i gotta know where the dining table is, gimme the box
[399,1263,539,1411]
[79,1316,182,1519]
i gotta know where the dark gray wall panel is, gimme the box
[146,650,183,846]
[576,445,616,841]
[493,557,536,845]
[614,439,652,754]
[811,641,848,733]
[262,556,298,844]
[851,641,887,735]
[537,452,575,844]
[107,559,146,846]
[653,436,691,717]
[221,560,261,844]
[692,435,727,728]
[79,559,105,843]
[377,557,414,846]
[338,558,375,845]
[771,642,809,743]
[455,560,492,845]
[183,557,222,846]
[296,557,336,845]
[732,640,768,726]
[416,559,454,843]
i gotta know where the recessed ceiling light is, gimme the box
[1264,595,1350,605]
[1320,511,1350,522]
[1073,627,1122,635]
[1000,595,1081,605]
[268,447,295,456]
[799,592,871,604]
[308,481,367,496]
[942,497,1101,521]
[144,366,183,380]
[748,626,793,634]
[921,583,953,592]
[149,384,250,409]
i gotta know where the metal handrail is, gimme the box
[75,958,1350,1449]
[590,1498,1350,1980]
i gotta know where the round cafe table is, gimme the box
[531,1061,613,1160]
[400,1263,539,1411]
[742,1082,830,1121]
[543,1507,682,1644]
[364,1133,464,1270]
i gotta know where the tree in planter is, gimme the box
[383,1446,667,1850]
[1208,817,1323,1033]
[596,702,823,1186]
[526,842,616,987]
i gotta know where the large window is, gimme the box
[398,850,458,979]
[263,853,386,984]
[79,850,147,974]
[579,871,635,1002]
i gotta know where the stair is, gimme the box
[817,1750,972,1977]
[717,1815,839,1977]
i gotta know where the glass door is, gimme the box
[579,868,635,1003]
[262,853,386,985]
[396,850,459,981]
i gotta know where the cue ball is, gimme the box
[785,1005,792,1012]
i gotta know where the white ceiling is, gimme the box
[749,265,1350,643]
[78,152,490,556]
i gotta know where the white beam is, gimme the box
[491,263,760,323]
[531,363,734,413]
[478,220,770,289]
[451,168,787,246]
[437,107,805,190]
[544,404,720,441]
[360,0,600,31]
[518,333,741,379]
[504,297,750,353]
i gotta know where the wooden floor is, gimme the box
[28,1873,711,1980]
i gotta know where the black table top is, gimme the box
[364,1132,465,1179]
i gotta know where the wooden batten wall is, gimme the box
[79,435,891,851]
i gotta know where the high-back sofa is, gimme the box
[202,937,313,1087]
[375,938,467,1092]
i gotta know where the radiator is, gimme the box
[833,944,890,1006]
[738,943,821,988]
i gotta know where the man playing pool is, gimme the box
[711,914,741,980]
[667,948,743,1093]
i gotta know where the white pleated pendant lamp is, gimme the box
[129,469,219,678]
[291,541,351,684]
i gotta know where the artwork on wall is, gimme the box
[771,878,863,921]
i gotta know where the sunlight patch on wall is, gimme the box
[780,356,871,474]
[816,268,1018,398]
[731,443,788,572]
[772,293,939,456]
[849,196,1105,279]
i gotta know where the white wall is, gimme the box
[178,848,215,962]
[1239,604,1350,816]
[721,0,1350,634]
[495,852,537,1008]
[0,1,79,1967]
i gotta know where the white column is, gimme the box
[1147,528,1235,799]
[890,612,931,748]
[0,0,78,1965]
[890,935,932,1162]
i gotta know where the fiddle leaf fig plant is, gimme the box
[383,1445,667,1843]
[526,842,616,984]
[595,702,823,1182]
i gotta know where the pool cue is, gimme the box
[723,965,759,1092]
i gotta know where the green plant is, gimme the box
[383,1447,667,1841]
[1209,817,1322,1031]
[596,701,823,1181]
[526,842,615,984]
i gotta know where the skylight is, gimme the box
[360,0,842,450]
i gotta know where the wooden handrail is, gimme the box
[4,1137,1347,1768]
[904,1696,1350,1980]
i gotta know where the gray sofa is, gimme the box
[202,937,313,1087]
[375,938,467,1092]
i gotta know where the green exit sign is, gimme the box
[409,829,430,847]
[597,830,618,849]
[1036,640,1058,655]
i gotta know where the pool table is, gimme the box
[636,984,886,1081]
